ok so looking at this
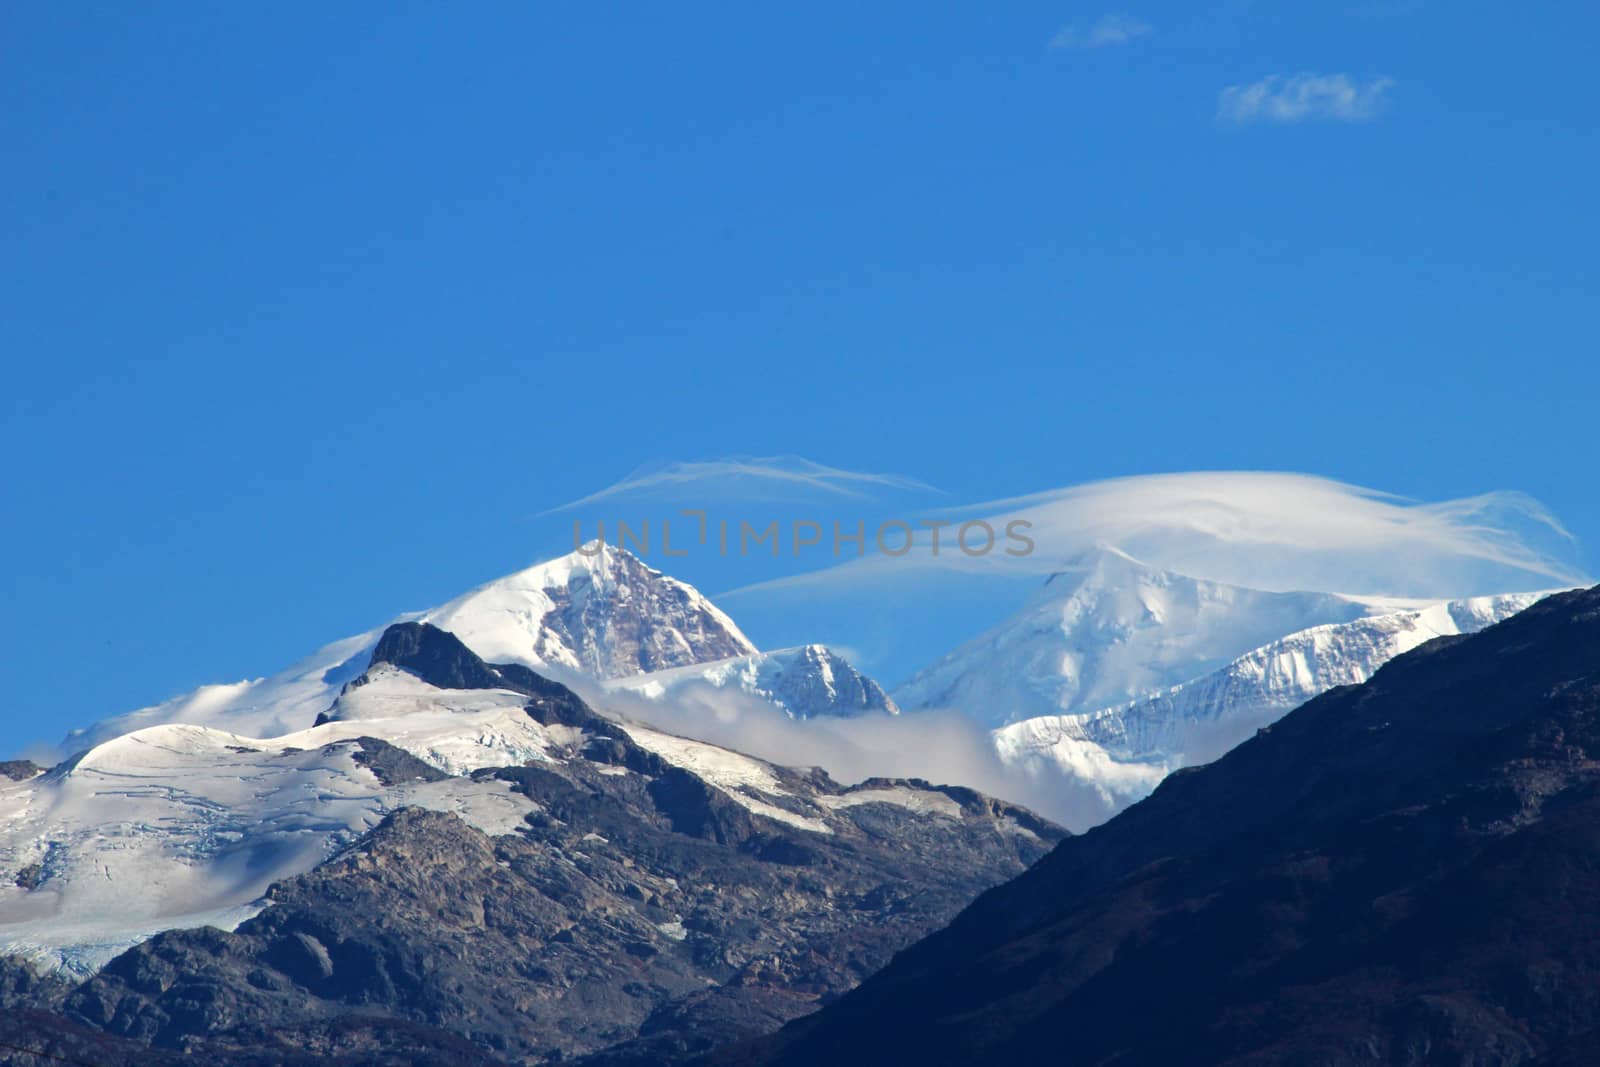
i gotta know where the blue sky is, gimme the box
[2,3,1596,756]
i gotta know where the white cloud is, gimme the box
[725,472,1586,602]
[548,455,938,512]
[1218,73,1396,124]
[591,681,1117,830]
[1050,13,1152,50]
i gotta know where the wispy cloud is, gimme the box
[548,455,938,512]
[1050,13,1152,50]
[1218,73,1396,124]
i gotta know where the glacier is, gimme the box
[892,549,1554,820]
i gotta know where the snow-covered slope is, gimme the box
[0,624,1009,975]
[886,547,1555,822]
[0,719,547,975]
[607,644,899,719]
[58,543,759,755]
[61,628,390,758]
[894,547,1375,728]
[994,590,1547,815]
[313,663,570,773]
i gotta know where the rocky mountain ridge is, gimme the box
[0,623,1061,1064]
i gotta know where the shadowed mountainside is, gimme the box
[715,585,1600,1066]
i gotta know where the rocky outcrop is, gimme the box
[0,759,41,781]
[317,621,596,729]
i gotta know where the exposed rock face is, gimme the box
[762,644,899,718]
[759,644,898,717]
[317,620,594,728]
[347,735,453,785]
[366,619,534,692]
[425,542,759,679]
[60,777,1055,1064]
[719,585,1600,1066]
[18,625,1061,1065]
[0,760,41,781]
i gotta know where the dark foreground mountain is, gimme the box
[0,624,1061,1065]
[712,584,1600,1066]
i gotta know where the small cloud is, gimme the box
[1050,13,1152,50]
[1217,72,1396,124]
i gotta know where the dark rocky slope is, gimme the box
[5,623,1061,1065]
[715,585,1600,1066]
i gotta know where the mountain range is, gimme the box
[717,582,1600,1066]
[892,547,1550,818]
[0,536,1581,1064]
[987,578,1543,815]
[0,622,1058,1063]
[56,543,1556,827]
[60,543,843,755]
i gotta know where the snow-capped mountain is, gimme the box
[993,589,1547,815]
[56,544,837,755]
[0,720,542,975]
[606,644,900,719]
[425,540,756,678]
[893,547,1376,728]
[0,622,1052,985]
[885,546,1557,823]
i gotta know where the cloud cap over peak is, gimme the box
[733,471,1587,602]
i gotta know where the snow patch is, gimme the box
[818,787,963,818]
[619,724,833,834]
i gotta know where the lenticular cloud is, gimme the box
[749,471,1587,600]
[970,472,1582,596]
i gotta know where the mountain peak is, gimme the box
[504,539,640,589]
[1043,544,1156,585]
[423,544,756,680]
[365,621,506,691]
[1038,545,1212,606]
[607,642,900,719]
[896,556,1371,727]
[57,546,760,755]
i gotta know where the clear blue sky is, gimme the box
[2,3,1596,756]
